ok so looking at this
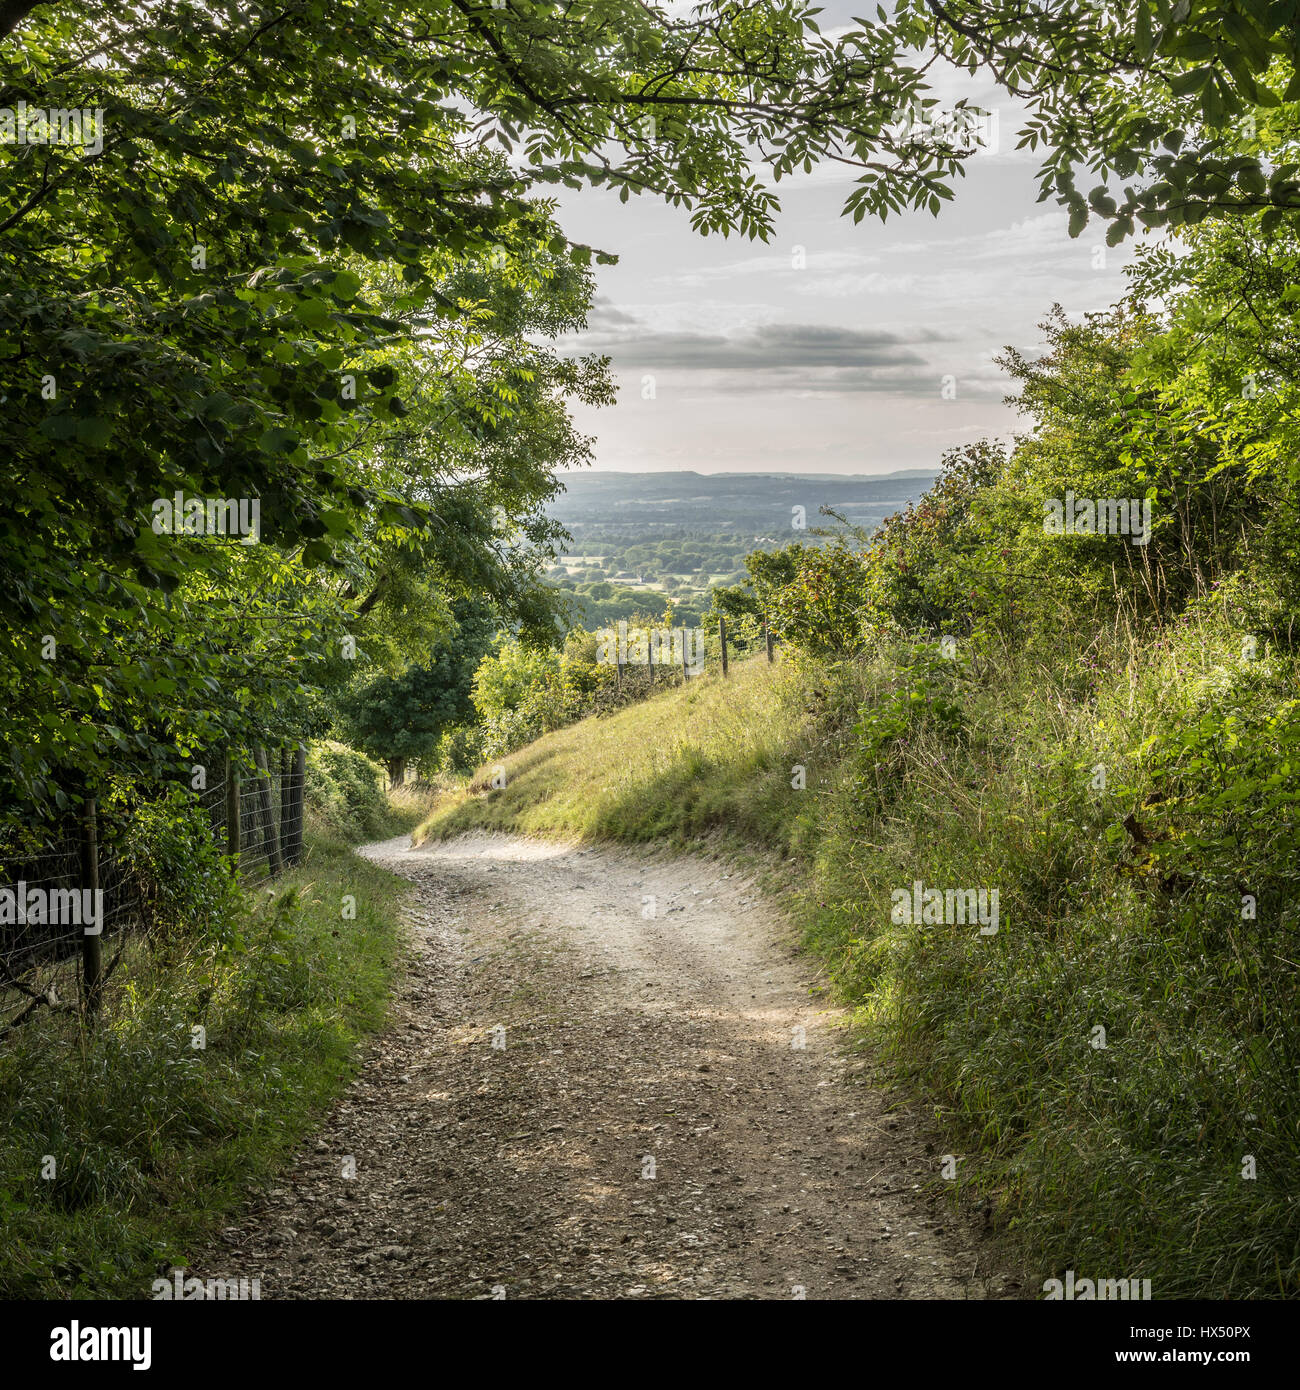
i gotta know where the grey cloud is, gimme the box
[578,321,953,373]
[668,362,1008,399]
[585,297,641,330]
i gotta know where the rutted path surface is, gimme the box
[194,832,1019,1300]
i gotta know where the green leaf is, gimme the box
[1134,5,1153,60]
[1169,67,1212,99]
[258,426,299,453]
[39,415,80,441]
[74,416,114,448]
[293,296,330,327]
[332,269,362,300]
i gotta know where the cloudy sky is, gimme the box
[552,3,1147,477]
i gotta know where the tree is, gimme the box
[908,0,1300,240]
[4,0,1298,820]
[335,600,498,784]
[0,0,970,817]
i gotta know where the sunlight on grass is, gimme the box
[415,654,816,850]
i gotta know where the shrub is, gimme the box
[432,724,485,775]
[102,782,240,942]
[304,741,389,841]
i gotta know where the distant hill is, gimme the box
[547,468,937,538]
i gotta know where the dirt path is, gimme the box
[193,832,1019,1300]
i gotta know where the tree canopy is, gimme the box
[4,0,1299,821]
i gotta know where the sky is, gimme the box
[552,3,1148,477]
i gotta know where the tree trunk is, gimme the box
[0,2,51,41]
[386,756,406,789]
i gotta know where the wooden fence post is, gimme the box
[253,746,282,876]
[290,744,306,865]
[279,747,292,864]
[764,615,774,663]
[681,631,689,683]
[80,797,103,1018]
[719,615,728,677]
[225,754,241,873]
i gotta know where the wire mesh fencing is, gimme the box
[0,744,307,1041]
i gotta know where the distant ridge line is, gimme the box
[556,467,937,483]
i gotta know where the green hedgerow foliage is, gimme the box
[105,784,241,942]
[432,724,486,776]
[469,629,622,761]
[696,218,1300,1295]
[304,741,389,841]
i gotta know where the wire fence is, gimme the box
[1,620,775,1038]
[0,746,306,1040]
[593,614,777,704]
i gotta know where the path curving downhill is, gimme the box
[193,832,1018,1300]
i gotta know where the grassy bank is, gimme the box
[414,655,830,851]
[0,785,435,1299]
[415,622,1300,1299]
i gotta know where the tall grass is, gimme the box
[0,782,439,1299]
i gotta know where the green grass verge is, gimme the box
[0,790,432,1299]
[415,654,832,852]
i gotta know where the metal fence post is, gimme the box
[253,746,282,876]
[279,746,292,865]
